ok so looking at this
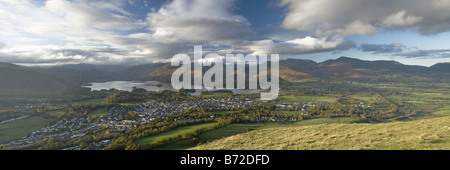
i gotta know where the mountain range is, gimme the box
[0,57,449,97]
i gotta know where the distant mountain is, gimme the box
[298,57,445,82]
[51,63,130,73]
[0,62,70,97]
[1,57,449,97]
[121,63,176,82]
[118,57,450,83]
[430,63,450,73]
[37,64,129,85]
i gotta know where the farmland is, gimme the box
[0,116,53,144]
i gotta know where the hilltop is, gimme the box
[193,116,450,150]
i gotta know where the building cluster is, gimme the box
[3,97,334,149]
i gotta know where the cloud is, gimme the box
[0,0,259,65]
[0,45,156,65]
[395,49,450,59]
[44,0,145,31]
[247,36,355,55]
[0,42,5,49]
[148,0,255,44]
[279,0,450,36]
[2,0,450,65]
[360,43,405,54]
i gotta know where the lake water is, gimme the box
[82,81,175,92]
[82,81,261,95]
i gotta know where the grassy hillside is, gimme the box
[193,116,450,150]
[135,122,219,145]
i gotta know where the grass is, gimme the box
[0,116,53,144]
[45,109,67,117]
[212,111,240,114]
[193,116,450,150]
[87,108,109,117]
[154,140,198,150]
[279,95,338,103]
[68,98,105,105]
[294,117,356,126]
[433,106,450,117]
[348,94,378,103]
[273,111,302,115]
[198,124,268,143]
[135,122,219,145]
[177,117,355,150]
[200,92,232,98]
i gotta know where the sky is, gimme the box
[1,0,450,67]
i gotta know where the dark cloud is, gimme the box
[360,43,404,54]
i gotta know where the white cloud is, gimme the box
[0,0,261,65]
[3,0,450,65]
[319,20,378,37]
[0,41,5,49]
[148,0,255,44]
[279,0,450,36]
[247,36,353,55]
[44,0,145,31]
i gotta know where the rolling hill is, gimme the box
[121,63,178,82]
[430,63,450,73]
[121,57,449,83]
[193,116,450,150]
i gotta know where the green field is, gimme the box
[135,122,219,145]
[45,109,67,117]
[279,95,338,103]
[198,124,268,143]
[193,116,450,150]
[273,111,302,115]
[294,117,357,126]
[212,111,240,114]
[348,94,378,103]
[87,108,109,117]
[154,140,198,150]
[68,98,105,105]
[433,106,450,117]
[0,116,53,144]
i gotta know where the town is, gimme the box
[2,94,349,150]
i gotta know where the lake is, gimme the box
[82,81,175,92]
[82,81,261,95]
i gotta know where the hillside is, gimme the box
[119,57,449,83]
[430,63,450,73]
[121,63,176,82]
[308,57,436,81]
[0,62,71,97]
[193,116,450,150]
